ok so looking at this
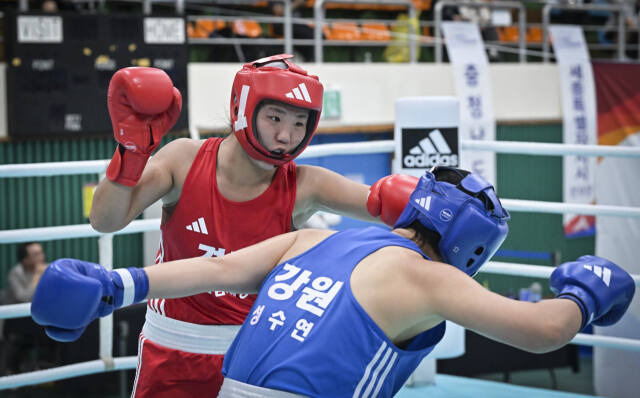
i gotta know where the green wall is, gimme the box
[0,135,176,289]
[478,123,595,296]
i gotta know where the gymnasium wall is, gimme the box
[188,62,562,133]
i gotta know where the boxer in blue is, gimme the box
[31,167,635,398]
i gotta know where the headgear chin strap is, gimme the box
[394,167,510,277]
[230,54,324,166]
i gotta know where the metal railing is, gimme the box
[14,0,640,64]
[314,0,416,63]
[434,0,526,63]
[542,2,626,62]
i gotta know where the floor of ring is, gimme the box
[3,355,595,398]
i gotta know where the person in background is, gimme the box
[1,242,49,375]
[5,242,48,305]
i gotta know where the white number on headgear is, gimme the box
[234,85,250,132]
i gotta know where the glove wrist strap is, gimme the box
[111,268,149,308]
[556,292,590,331]
[106,144,150,187]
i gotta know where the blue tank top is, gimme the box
[222,227,446,397]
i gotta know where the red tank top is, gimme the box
[152,137,297,325]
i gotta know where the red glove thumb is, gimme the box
[367,174,419,226]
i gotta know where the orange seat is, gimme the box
[188,20,227,39]
[186,22,199,38]
[233,20,263,38]
[327,22,361,41]
[498,26,519,43]
[361,23,390,41]
[526,26,543,43]
[323,23,331,38]
[306,0,431,11]
[412,0,432,11]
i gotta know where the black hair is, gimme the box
[17,242,37,262]
[408,220,442,259]
[408,166,472,259]
[432,166,471,184]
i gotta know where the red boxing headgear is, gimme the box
[230,54,324,166]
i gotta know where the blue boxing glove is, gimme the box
[550,255,635,331]
[31,258,149,342]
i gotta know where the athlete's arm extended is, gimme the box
[293,165,377,227]
[410,260,582,353]
[145,230,306,298]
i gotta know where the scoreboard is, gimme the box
[5,12,189,138]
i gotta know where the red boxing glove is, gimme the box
[106,67,182,187]
[367,174,419,226]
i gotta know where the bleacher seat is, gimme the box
[526,26,543,43]
[423,25,431,38]
[326,22,361,41]
[498,26,519,43]
[187,20,226,39]
[233,20,263,38]
[305,0,431,11]
[361,23,391,41]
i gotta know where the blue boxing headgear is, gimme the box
[394,167,510,277]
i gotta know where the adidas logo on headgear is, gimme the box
[285,83,312,103]
[404,129,458,168]
[414,196,432,211]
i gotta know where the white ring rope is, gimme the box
[2,139,640,178]
[0,302,30,319]
[461,140,640,157]
[0,159,110,178]
[0,219,160,244]
[1,333,639,390]
[481,261,640,287]
[1,138,639,390]
[0,198,637,246]
[501,199,640,218]
[0,356,137,390]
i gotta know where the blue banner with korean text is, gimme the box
[549,26,597,238]
[442,22,496,186]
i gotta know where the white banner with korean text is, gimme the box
[549,25,597,238]
[442,22,496,186]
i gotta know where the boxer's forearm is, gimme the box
[144,257,259,299]
[143,231,303,300]
[90,179,135,232]
[90,155,173,232]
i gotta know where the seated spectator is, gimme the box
[1,242,52,375]
[4,242,48,305]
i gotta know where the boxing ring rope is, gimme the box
[1,139,640,390]
[3,139,640,178]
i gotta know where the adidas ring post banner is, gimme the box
[402,127,459,168]
[393,97,460,176]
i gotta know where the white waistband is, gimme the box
[141,309,241,355]
[218,378,308,398]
